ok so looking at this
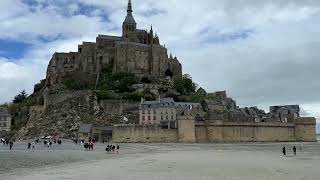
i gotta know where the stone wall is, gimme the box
[113,117,316,143]
[203,121,296,142]
[112,125,178,143]
[178,115,196,143]
[294,117,316,142]
[195,125,208,143]
[43,90,92,109]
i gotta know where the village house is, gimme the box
[139,97,201,129]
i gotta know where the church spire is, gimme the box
[127,0,133,13]
[123,0,136,37]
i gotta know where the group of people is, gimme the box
[43,140,53,148]
[282,145,301,156]
[27,138,62,150]
[106,144,120,154]
[1,138,14,150]
[84,142,95,150]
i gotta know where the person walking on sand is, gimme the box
[282,146,286,156]
[28,142,31,150]
[9,141,13,150]
[293,146,297,156]
[117,144,119,154]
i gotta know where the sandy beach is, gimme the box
[1,142,320,180]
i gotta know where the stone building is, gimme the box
[139,97,201,129]
[77,124,112,143]
[46,0,182,87]
[0,107,11,132]
[204,91,237,112]
[140,98,177,129]
[78,124,93,142]
[270,105,300,122]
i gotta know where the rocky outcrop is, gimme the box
[16,93,139,139]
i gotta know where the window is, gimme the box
[3,123,6,127]
[148,110,151,114]
[171,116,174,120]
[166,116,168,120]
[154,116,156,121]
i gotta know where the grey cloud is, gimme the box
[0,0,320,121]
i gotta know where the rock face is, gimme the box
[16,92,140,138]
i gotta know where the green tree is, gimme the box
[174,74,197,95]
[13,90,28,104]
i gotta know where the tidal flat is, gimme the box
[1,141,320,180]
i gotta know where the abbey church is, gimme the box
[46,0,182,86]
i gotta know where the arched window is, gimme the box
[64,58,69,64]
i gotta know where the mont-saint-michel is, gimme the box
[1,0,320,180]
[5,0,315,143]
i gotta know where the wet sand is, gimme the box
[1,142,320,180]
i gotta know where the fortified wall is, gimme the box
[113,117,316,143]
[43,90,92,109]
[112,125,178,143]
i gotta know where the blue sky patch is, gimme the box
[0,39,31,59]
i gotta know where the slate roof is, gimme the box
[141,98,200,109]
[142,98,175,108]
[124,12,136,24]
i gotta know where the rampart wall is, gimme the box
[113,125,178,143]
[43,90,92,109]
[202,121,296,142]
[113,118,316,143]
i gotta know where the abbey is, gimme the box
[46,0,182,86]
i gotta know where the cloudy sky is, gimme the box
[0,0,319,130]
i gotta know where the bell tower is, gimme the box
[122,0,137,37]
